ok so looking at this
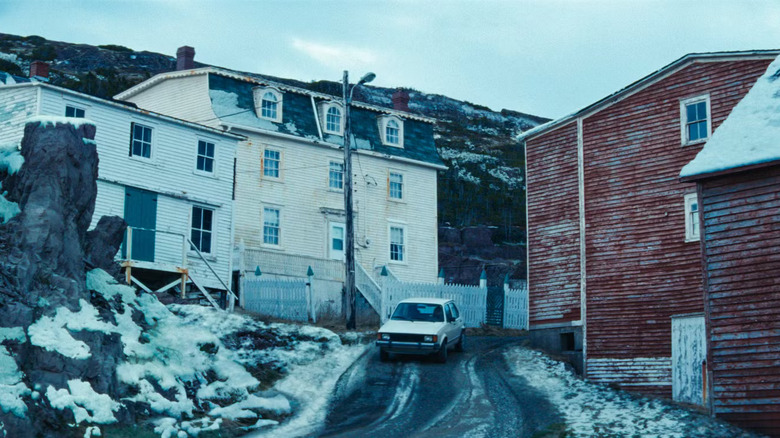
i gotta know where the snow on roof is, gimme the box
[681,55,780,179]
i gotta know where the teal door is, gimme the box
[122,187,157,262]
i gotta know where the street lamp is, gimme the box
[343,70,375,330]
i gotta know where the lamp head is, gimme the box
[359,72,376,85]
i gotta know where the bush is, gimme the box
[0,59,22,76]
[98,44,133,53]
[30,45,56,61]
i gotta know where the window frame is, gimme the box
[680,94,711,146]
[388,170,404,201]
[684,192,701,243]
[321,102,344,135]
[253,86,283,123]
[388,223,407,264]
[194,139,217,176]
[328,160,345,192]
[190,205,215,255]
[261,147,283,181]
[378,115,404,148]
[262,206,282,248]
[129,122,153,160]
[65,104,86,118]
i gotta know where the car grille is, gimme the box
[388,334,427,342]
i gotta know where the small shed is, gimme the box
[681,55,780,437]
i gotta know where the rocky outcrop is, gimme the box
[0,120,127,437]
[438,225,526,286]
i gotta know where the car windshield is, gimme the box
[391,303,445,322]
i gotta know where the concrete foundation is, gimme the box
[528,325,584,375]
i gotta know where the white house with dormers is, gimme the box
[0,70,242,299]
[115,48,445,312]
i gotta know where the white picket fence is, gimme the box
[243,277,309,322]
[382,281,488,328]
[503,281,528,330]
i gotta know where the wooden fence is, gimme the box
[242,277,308,322]
[503,281,529,330]
[382,281,488,328]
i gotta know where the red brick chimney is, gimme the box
[176,46,195,71]
[29,61,50,80]
[392,88,410,112]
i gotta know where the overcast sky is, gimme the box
[2,0,780,119]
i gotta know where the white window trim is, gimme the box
[328,222,346,260]
[129,121,156,162]
[193,138,218,178]
[387,169,405,202]
[378,115,404,148]
[261,146,284,182]
[64,103,87,118]
[189,205,217,259]
[680,94,711,146]
[388,222,408,265]
[328,159,345,192]
[253,86,283,122]
[684,192,700,243]
[320,102,345,136]
[261,205,283,249]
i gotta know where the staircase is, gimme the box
[355,263,382,313]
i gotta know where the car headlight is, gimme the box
[378,333,390,341]
[424,335,437,343]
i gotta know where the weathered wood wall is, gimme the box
[525,121,582,327]
[700,165,780,437]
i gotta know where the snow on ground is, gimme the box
[505,348,761,438]
[0,142,22,224]
[12,269,367,437]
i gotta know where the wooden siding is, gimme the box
[120,74,219,129]
[700,165,780,437]
[578,59,772,395]
[587,357,672,395]
[233,132,439,284]
[0,86,37,146]
[4,86,239,290]
[525,121,582,326]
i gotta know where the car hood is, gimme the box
[379,319,445,335]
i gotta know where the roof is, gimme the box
[0,72,33,85]
[680,54,780,180]
[520,50,780,142]
[130,68,442,167]
[0,79,244,141]
[398,298,452,305]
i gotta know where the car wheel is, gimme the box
[455,332,465,352]
[379,348,390,362]
[436,340,448,363]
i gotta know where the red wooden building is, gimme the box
[680,55,780,437]
[522,51,778,401]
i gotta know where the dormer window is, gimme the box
[319,102,344,135]
[379,115,404,148]
[253,87,283,122]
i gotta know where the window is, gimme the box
[684,193,700,242]
[253,87,283,122]
[329,223,345,260]
[389,172,403,200]
[681,95,710,145]
[263,149,281,179]
[390,225,405,262]
[379,115,404,147]
[386,120,400,145]
[65,105,85,118]
[130,123,152,158]
[329,161,344,190]
[325,106,342,134]
[196,140,215,173]
[190,206,213,254]
[263,207,281,246]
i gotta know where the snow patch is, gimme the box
[46,380,120,424]
[27,115,95,129]
[27,299,114,359]
[0,143,24,176]
[209,90,279,132]
[681,54,780,177]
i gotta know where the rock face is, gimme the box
[438,225,526,287]
[0,120,127,437]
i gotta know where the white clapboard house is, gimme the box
[115,48,445,313]
[0,67,242,307]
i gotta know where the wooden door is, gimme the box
[672,314,707,405]
[122,186,158,262]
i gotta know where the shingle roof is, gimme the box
[207,72,443,167]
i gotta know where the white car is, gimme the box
[376,298,466,363]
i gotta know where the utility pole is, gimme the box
[342,70,375,330]
[343,70,356,330]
